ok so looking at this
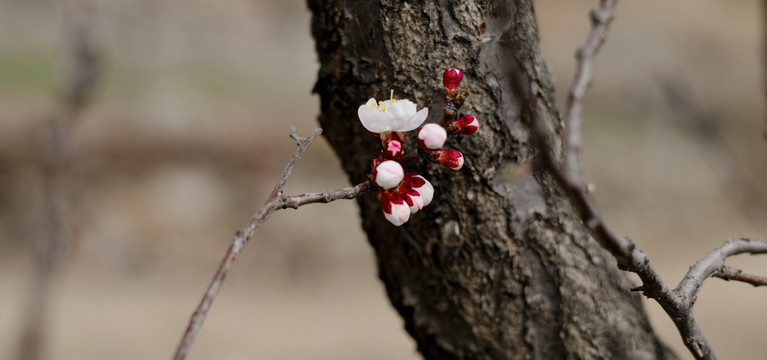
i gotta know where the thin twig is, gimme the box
[281,181,371,209]
[172,128,372,360]
[563,0,616,179]
[525,1,766,359]
[713,266,767,287]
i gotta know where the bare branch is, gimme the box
[713,266,767,287]
[281,181,371,209]
[677,238,767,300]
[289,126,303,145]
[563,0,616,179]
[172,128,372,360]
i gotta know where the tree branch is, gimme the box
[172,128,371,360]
[562,0,616,179]
[525,1,767,359]
[677,238,767,299]
[713,266,767,287]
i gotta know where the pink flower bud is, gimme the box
[382,139,404,160]
[446,114,480,135]
[417,123,447,151]
[373,160,404,189]
[380,191,410,226]
[380,131,405,160]
[396,187,424,214]
[443,68,463,96]
[409,174,434,206]
[430,149,464,171]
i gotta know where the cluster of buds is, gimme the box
[357,69,479,226]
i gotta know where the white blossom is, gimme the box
[358,94,428,134]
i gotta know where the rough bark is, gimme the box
[308,1,674,359]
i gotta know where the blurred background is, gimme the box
[0,0,765,359]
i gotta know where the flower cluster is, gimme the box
[358,69,479,226]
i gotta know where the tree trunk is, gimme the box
[308,1,675,359]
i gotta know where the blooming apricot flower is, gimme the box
[358,92,429,134]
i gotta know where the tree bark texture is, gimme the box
[308,1,674,359]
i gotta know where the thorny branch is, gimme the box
[172,128,371,360]
[526,1,767,359]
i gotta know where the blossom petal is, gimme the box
[385,100,412,129]
[412,176,434,206]
[400,107,429,132]
[358,98,388,133]
[384,202,411,226]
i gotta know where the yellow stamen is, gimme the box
[374,90,399,112]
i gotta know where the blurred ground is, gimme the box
[0,0,765,359]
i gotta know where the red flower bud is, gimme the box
[443,68,463,97]
[445,114,480,135]
[430,149,464,171]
